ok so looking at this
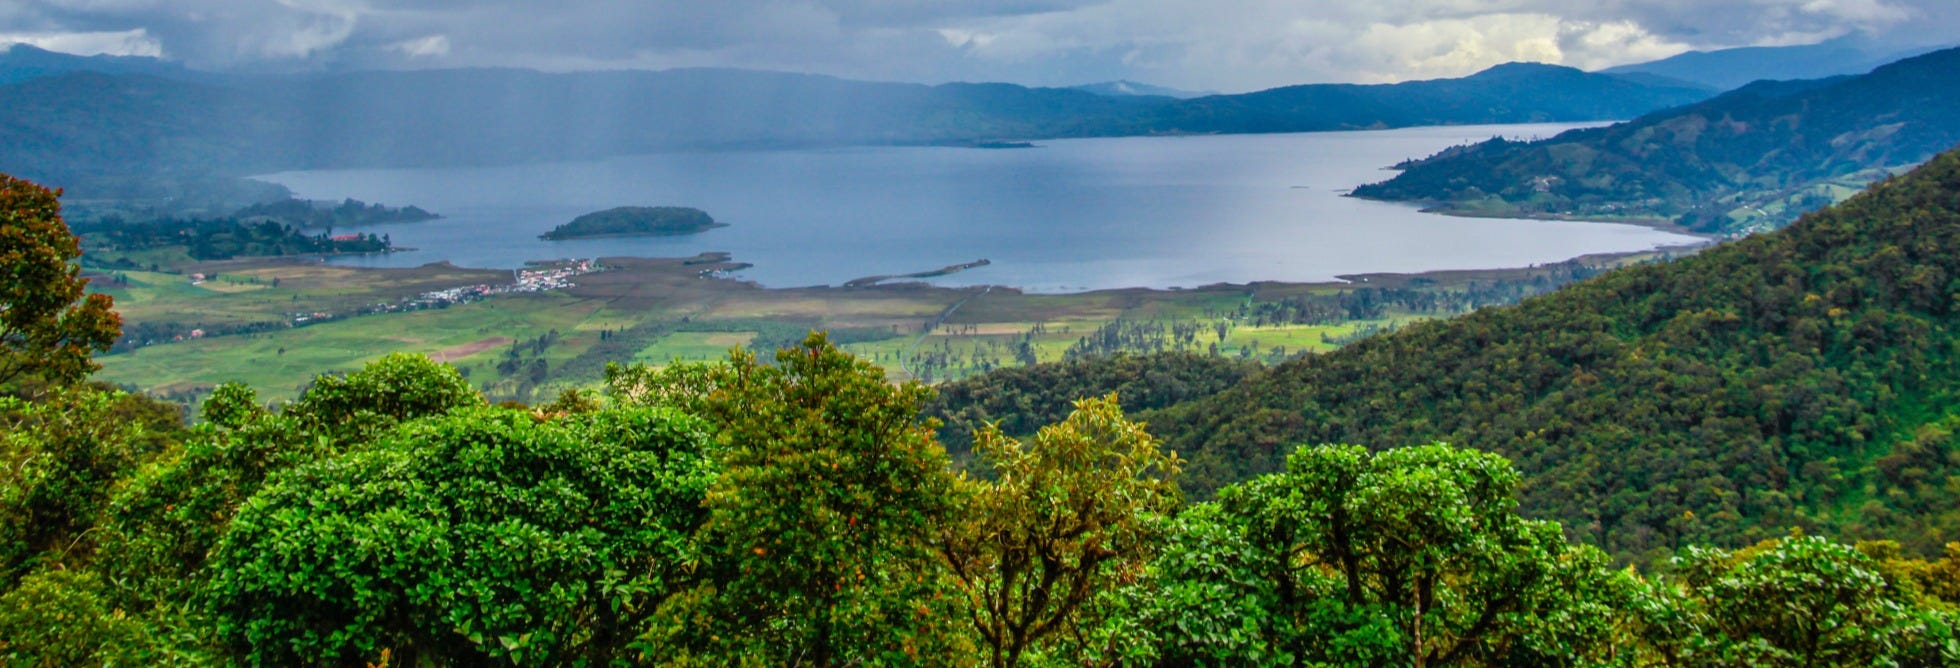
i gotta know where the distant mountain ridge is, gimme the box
[1068,80,1213,99]
[1602,36,1950,91]
[0,43,213,85]
[1353,46,1960,233]
[0,59,1711,188]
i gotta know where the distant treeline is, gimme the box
[77,217,390,261]
[233,197,438,229]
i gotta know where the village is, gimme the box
[292,259,601,327]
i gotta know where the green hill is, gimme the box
[1354,47,1960,234]
[1147,145,1960,563]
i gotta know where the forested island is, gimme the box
[538,206,724,240]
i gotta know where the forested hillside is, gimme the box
[922,352,1259,454]
[1354,46,1960,234]
[1151,144,1960,563]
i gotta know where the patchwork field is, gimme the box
[89,247,1693,405]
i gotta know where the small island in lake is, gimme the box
[539,206,725,240]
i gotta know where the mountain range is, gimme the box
[1353,46,1960,234]
[1601,35,1950,91]
[0,45,1709,190]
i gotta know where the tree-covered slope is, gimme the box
[921,352,1260,454]
[1148,145,1960,563]
[1354,46,1960,234]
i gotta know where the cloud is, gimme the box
[4,0,1955,89]
[0,28,163,57]
[387,33,447,58]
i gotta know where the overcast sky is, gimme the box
[3,0,1956,92]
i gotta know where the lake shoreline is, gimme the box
[843,259,992,288]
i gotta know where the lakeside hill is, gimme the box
[1124,145,1960,564]
[1144,62,1707,134]
[0,61,1709,189]
[1353,46,1960,234]
[539,206,722,240]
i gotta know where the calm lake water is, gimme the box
[261,124,1701,292]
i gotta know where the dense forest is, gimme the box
[922,352,1261,455]
[1352,46,1960,234]
[232,197,439,229]
[70,197,437,261]
[75,217,390,261]
[7,169,1960,665]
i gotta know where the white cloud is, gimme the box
[3,0,1955,88]
[1799,0,1911,24]
[0,28,164,57]
[1349,14,1568,82]
[388,33,448,58]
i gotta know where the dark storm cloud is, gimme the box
[3,1,1955,90]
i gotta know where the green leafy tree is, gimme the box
[0,568,212,665]
[939,395,1182,667]
[283,352,485,442]
[93,384,318,611]
[0,388,181,586]
[1634,534,1959,667]
[0,174,119,388]
[1189,443,1629,666]
[205,405,716,666]
[100,358,484,614]
[639,333,969,666]
[1133,502,1297,666]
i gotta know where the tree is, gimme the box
[0,174,120,388]
[0,387,181,586]
[206,405,717,666]
[1194,443,1630,666]
[636,333,969,666]
[939,395,1182,667]
[284,352,485,442]
[1634,534,1958,667]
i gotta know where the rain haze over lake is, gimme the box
[263,123,1703,293]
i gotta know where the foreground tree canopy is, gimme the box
[0,331,1956,665]
[0,174,119,388]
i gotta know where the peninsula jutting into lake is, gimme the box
[539,206,725,240]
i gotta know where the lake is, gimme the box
[261,124,1702,292]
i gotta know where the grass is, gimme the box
[632,331,758,365]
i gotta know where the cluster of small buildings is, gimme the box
[290,259,600,327]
